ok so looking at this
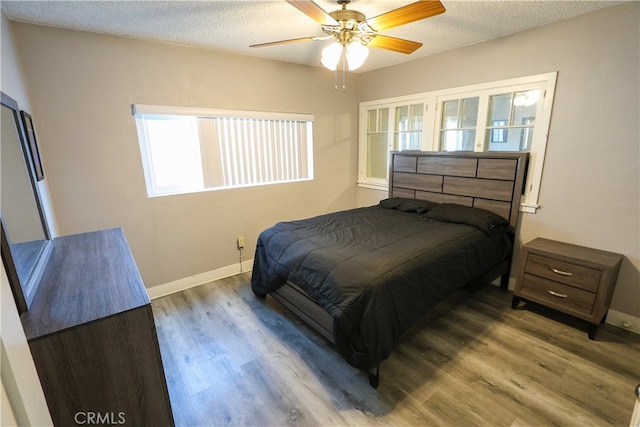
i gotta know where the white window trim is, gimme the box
[132,104,314,123]
[358,72,558,214]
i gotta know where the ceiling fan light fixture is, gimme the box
[321,41,343,70]
[346,40,369,70]
[252,0,446,88]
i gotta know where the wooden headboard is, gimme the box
[389,151,529,230]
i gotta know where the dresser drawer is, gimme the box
[521,273,596,316]
[525,253,601,292]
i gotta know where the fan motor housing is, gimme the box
[329,8,366,28]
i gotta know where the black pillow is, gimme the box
[380,197,438,214]
[424,203,508,234]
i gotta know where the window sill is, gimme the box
[519,203,539,214]
[357,181,388,192]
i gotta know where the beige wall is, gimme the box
[357,3,640,318]
[10,23,360,288]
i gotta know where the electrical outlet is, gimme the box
[237,236,245,250]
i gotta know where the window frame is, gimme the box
[358,72,557,213]
[133,104,314,197]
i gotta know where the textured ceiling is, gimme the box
[1,0,625,73]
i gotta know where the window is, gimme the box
[395,103,424,151]
[360,101,428,189]
[485,91,539,151]
[358,72,557,213]
[439,97,479,151]
[133,105,314,197]
[365,107,389,181]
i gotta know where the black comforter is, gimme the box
[251,201,511,370]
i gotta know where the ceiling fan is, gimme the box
[250,0,446,71]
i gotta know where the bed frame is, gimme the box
[268,151,529,387]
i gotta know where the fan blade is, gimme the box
[250,37,318,48]
[285,0,337,26]
[367,35,423,54]
[366,0,445,31]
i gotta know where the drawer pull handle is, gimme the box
[549,267,573,277]
[547,289,568,298]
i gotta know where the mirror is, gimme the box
[1,92,51,313]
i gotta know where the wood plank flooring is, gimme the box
[152,273,640,426]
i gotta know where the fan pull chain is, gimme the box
[331,48,349,91]
[342,60,346,92]
[330,47,347,91]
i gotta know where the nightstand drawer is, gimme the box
[521,273,596,316]
[513,237,623,340]
[525,253,601,292]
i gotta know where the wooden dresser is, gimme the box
[20,228,174,426]
[512,237,623,339]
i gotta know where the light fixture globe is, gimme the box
[321,41,343,71]
[346,41,368,70]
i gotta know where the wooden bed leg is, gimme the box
[499,272,510,290]
[368,365,380,389]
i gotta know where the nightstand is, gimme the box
[512,237,623,340]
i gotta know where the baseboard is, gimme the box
[147,259,254,300]
[606,309,640,335]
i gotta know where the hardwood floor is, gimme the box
[152,273,640,426]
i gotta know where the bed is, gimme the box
[251,151,528,387]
